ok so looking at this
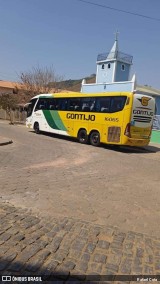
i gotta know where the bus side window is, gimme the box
[60,99,68,110]
[95,98,101,112]
[74,99,81,111]
[35,99,47,111]
[48,98,56,110]
[99,97,110,112]
[68,98,81,111]
[55,99,60,110]
[110,96,127,113]
[82,104,90,112]
[68,99,74,111]
[90,100,96,112]
[81,98,95,112]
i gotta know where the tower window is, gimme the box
[121,64,125,71]
[102,64,105,69]
[108,63,111,69]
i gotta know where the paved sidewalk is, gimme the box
[0,201,160,283]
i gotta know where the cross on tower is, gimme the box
[114,30,119,41]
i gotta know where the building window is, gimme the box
[121,64,125,71]
[102,64,105,69]
[108,63,111,69]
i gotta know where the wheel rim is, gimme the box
[78,130,88,144]
[92,133,99,144]
[81,133,86,142]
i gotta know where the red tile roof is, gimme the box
[0,80,24,89]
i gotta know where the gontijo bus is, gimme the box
[26,91,155,147]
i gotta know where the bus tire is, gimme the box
[78,129,88,144]
[90,131,100,146]
[34,122,40,134]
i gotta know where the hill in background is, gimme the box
[53,75,160,96]
[51,74,96,92]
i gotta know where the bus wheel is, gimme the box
[34,122,40,134]
[90,131,100,146]
[78,129,88,144]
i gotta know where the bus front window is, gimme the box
[27,99,37,118]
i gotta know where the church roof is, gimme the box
[97,38,133,64]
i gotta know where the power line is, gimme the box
[76,0,160,22]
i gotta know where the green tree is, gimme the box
[0,93,18,124]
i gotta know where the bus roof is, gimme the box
[31,91,133,100]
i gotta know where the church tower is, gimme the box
[96,33,133,84]
[81,33,136,93]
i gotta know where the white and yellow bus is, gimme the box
[26,91,155,147]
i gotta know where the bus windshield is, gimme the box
[27,99,37,118]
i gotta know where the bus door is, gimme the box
[26,98,38,128]
[33,98,49,132]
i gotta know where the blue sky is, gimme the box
[0,0,160,89]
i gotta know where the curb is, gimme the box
[0,140,13,146]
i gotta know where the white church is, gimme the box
[81,35,160,143]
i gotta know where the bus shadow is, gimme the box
[102,144,160,154]
[29,130,77,144]
[29,131,160,154]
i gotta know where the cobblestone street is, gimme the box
[0,121,160,282]
[0,201,160,283]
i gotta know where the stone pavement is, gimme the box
[0,201,160,283]
[1,121,160,283]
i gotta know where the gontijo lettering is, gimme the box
[66,113,95,121]
[133,110,154,116]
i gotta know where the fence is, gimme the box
[0,109,27,123]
